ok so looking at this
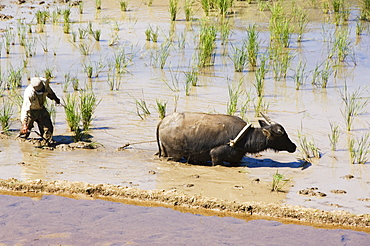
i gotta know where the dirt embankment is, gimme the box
[0,178,369,231]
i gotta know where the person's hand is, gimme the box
[55,97,61,105]
[20,124,28,135]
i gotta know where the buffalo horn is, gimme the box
[260,113,276,125]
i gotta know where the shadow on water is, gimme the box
[241,157,311,170]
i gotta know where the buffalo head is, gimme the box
[258,116,296,153]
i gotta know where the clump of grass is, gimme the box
[71,76,79,91]
[270,45,293,80]
[82,62,93,78]
[184,66,199,87]
[169,0,179,21]
[339,84,369,131]
[113,48,129,74]
[255,54,268,91]
[80,90,100,131]
[294,7,308,42]
[63,93,81,131]
[163,68,180,92]
[271,170,290,192]
[219,19,230,45]
[156,99,167,119]
[349,133,370,164]
[0,99,13,133]
[328,122,340,151]
[44,67,54,80]
[73,42,92,56]
[360,0,370,20]
[254,96,269,117]
[298,132,321,161]
[269,2,291,48]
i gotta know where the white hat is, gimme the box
[30,77,45,91]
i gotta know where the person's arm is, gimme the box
[44,80,60,104]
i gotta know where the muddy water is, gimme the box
[0,0,369,223]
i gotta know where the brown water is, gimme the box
[0,0,369,220]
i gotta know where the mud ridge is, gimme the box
[0,178,369,228]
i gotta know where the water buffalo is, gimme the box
[156,112,296,166]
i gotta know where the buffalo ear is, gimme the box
[262,128,271,139]
[259,120,269,127]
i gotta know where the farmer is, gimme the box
[20,77,61,145]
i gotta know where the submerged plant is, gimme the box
[227,80,242,115]
[197,21,217,67]
[293,60,306,90]
[135,93,151,120]
[184,0,193,21]
[230,42,248,72]
[218,0,233,17]
[246,25,259,68]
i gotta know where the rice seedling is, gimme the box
[17,21,27,47]
[156,99,167,119]
[184,66,199,87]
[197,21,217,67]
[44,67,54,80]
[356,21,365,36]
[80,90,100,131]
[246,25,259,68]
[63,93,86,142]
[113,48,129,74]
[349,133,370,164]
[227,80,242,115]
[298,132,321,161]
[257,0,270,11]
[135,92,151,120]
[332,0,344,13]
[295,8,308,42]
[119,0,128,11]
[230,42,248,72]
[82,63,93,78]
[254,96,269,117]
[330,26,354,63]
[312,60,332,88]
[269,2,291,48]
[145,26,159,42]
[3,28,14,54]
[271,46,293,81]
[107,68,122,91]
[201,0,216,16]
[163,68,180,92]
[70,77,79,91]
[169,0,179,21]
[63,93,80,132]
[339,84,369,131]
[51,10,60,25]
[5,66,23,89]
[93,59,106,78]
[239,91,252,120]
[95,0,102,10]
[152,40,171,69]
[0,99,13,133]
[185,0,193,21]
[87,22,93,34]
[63,22,71,34]
[63,73,72,92]
[360,0,370,20]
[92,29,101,41]
[24,37,37,57]
[218,0,233,17]
[78,1,84,14]
[35,10,49,25]
[328,122,340,151]
[62,8,71,23]
[271,170,290,192]
[293,60,306,90]
[219,19,230,45]
[73,42,92,56]
[78,28,88,39]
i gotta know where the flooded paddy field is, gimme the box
[0,0,370,242]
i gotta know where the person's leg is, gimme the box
[37,109,54,143]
